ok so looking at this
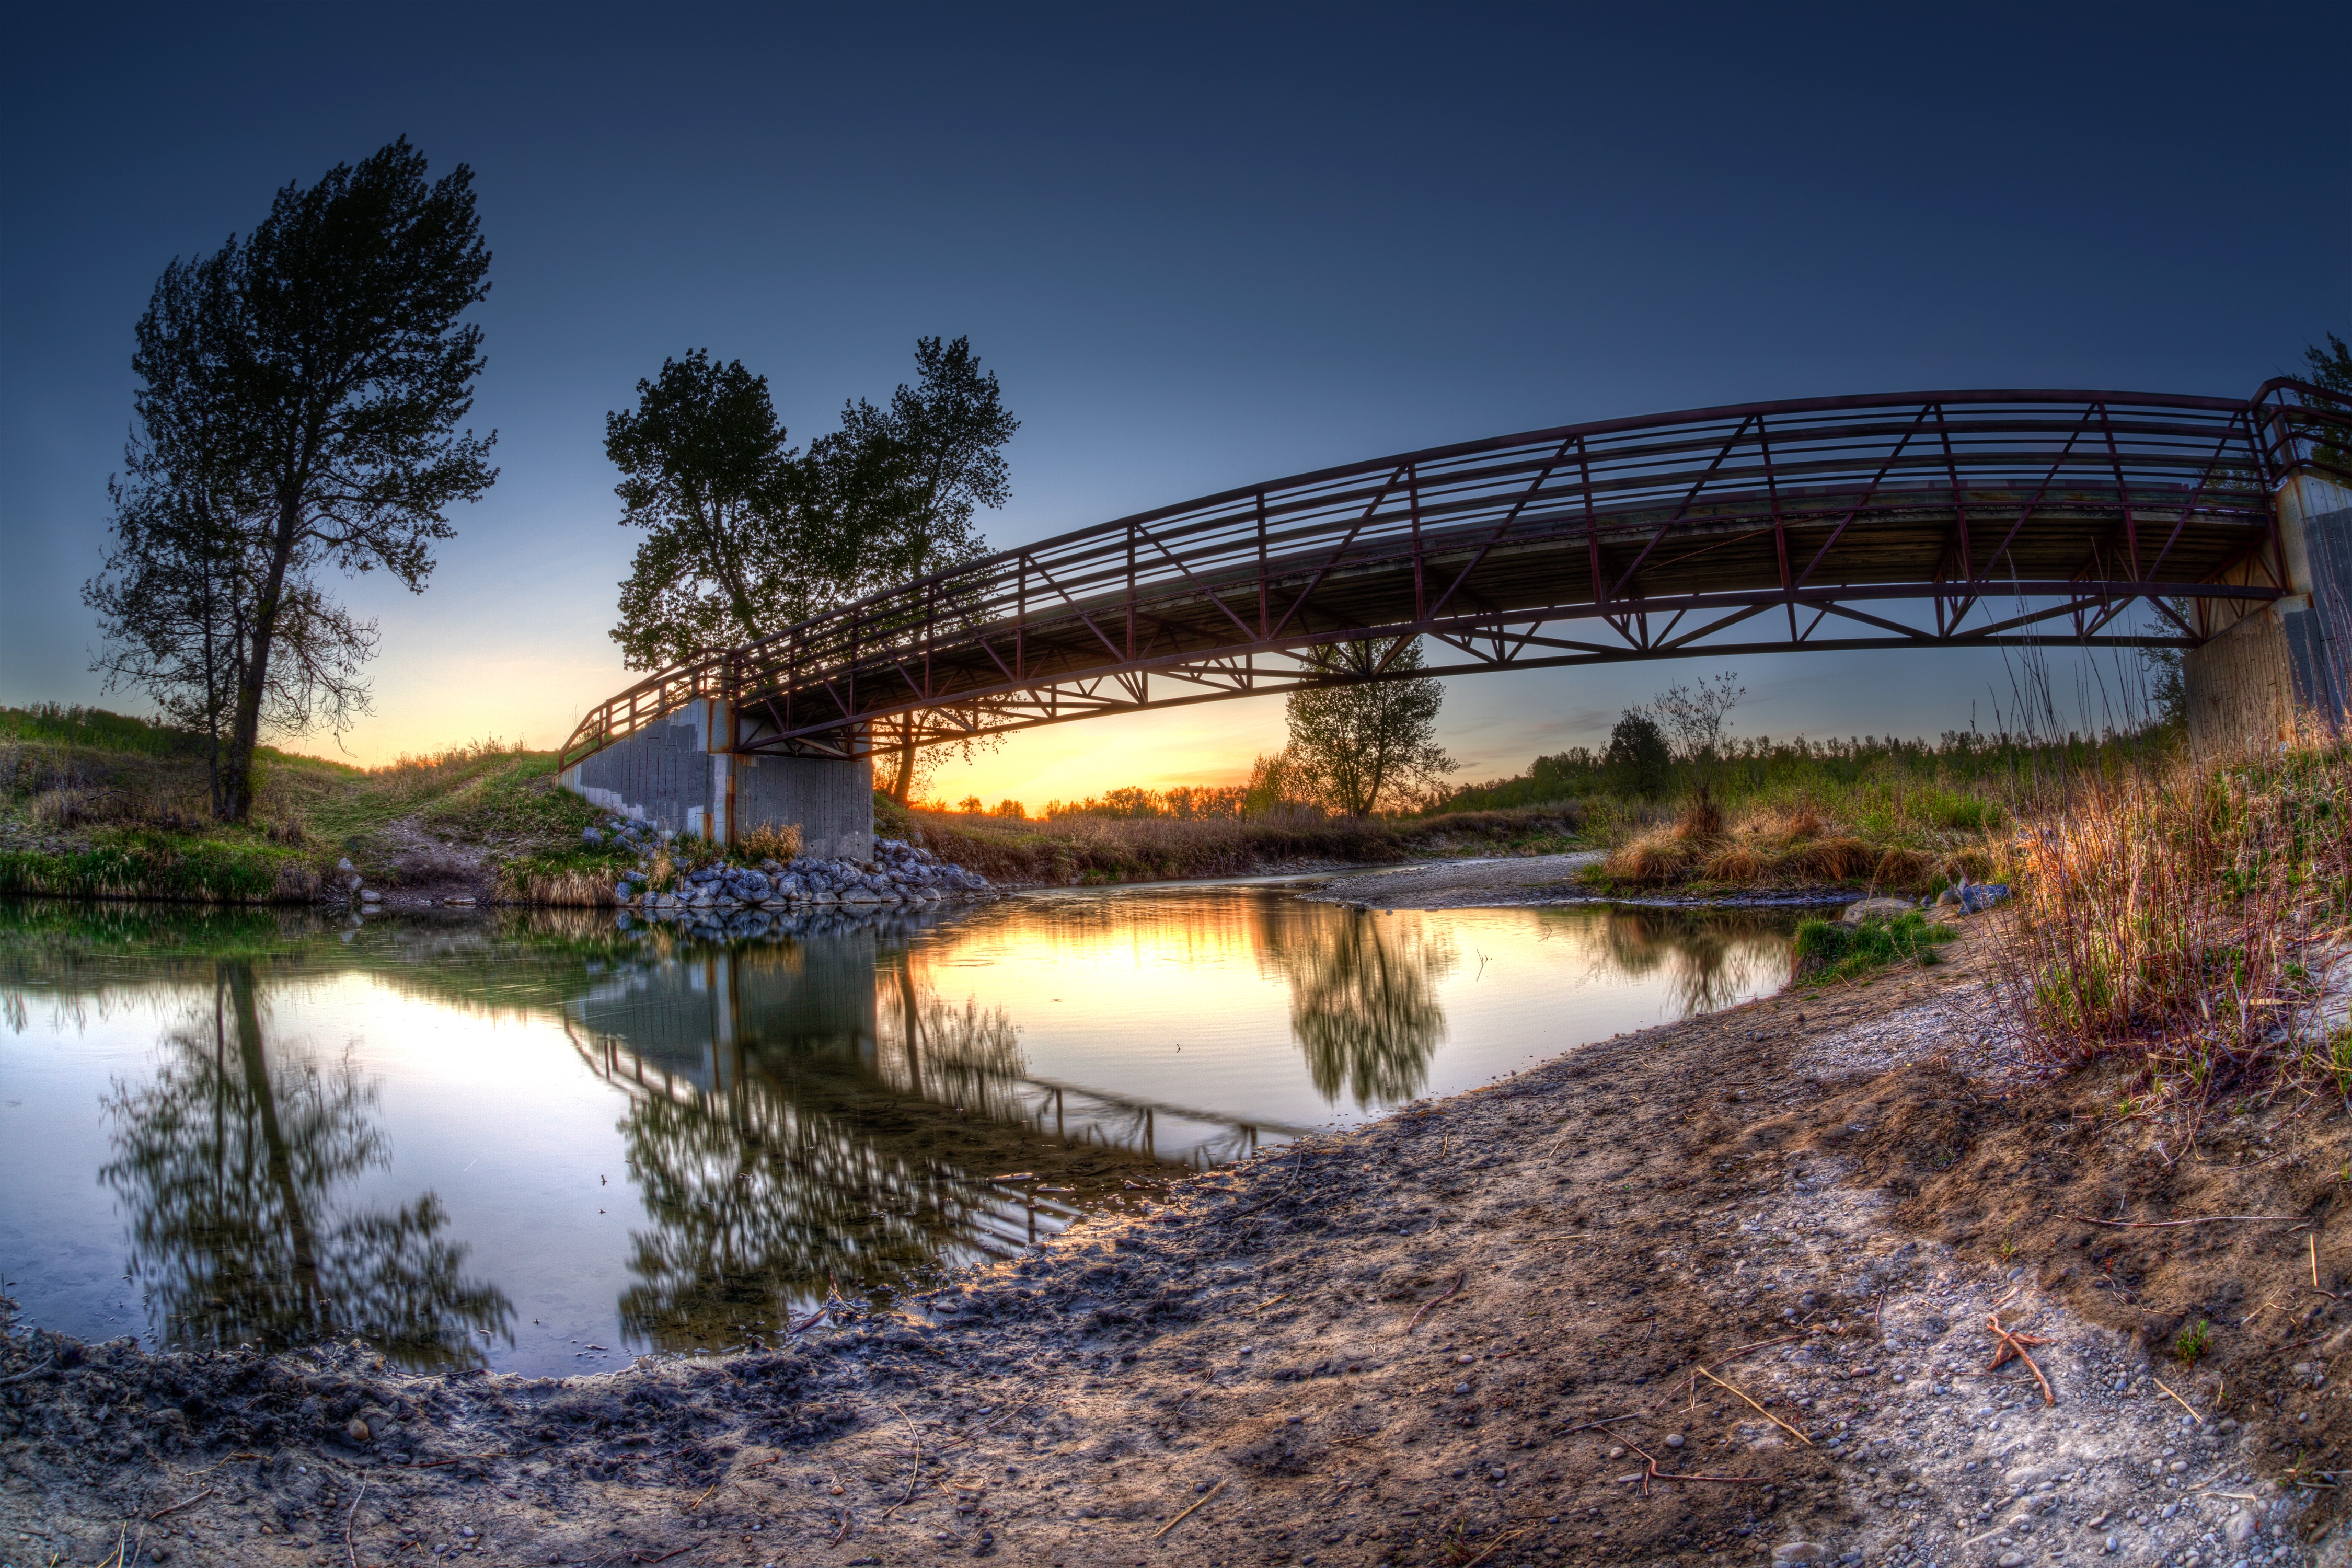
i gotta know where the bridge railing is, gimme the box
[563,383,2352,768]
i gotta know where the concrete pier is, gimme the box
[560,698,872,858]
[2186,472,2352,748]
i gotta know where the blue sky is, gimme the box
[4,3,2346,802]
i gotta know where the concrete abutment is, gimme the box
[559,699,873,859]
[2186,474,2352,750]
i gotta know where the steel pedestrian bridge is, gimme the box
[563,380,2352,768]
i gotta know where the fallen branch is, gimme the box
[146,1487,213,1521]
[1694,1367,1814,1447]
[632,1547,698,1565]
[0,1358,58,1387]
[2055,1213,2309,1230]
[1405,1271,1468,1334]
[1985,1312,2054,1405]
[1152,1478,1227,1540]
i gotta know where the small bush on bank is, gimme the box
[1791,910,1955,984]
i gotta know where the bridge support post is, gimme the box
[2186,472,2352,748]
[559,698,874,859]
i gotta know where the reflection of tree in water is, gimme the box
[99,961,513,1369]
[1257,907,1456,1108]
[1583,908,1790,1017]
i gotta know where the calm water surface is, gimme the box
[0,882,1796,1376]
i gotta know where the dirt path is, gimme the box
[5,922,2346,1568]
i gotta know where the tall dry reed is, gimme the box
[1994,742,2351,1088]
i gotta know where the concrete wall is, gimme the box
[561,698,873,859]
[564,707,717,837]
[2185,476,2352,748]
[2185,604,2297,750]
[735,750,873,860]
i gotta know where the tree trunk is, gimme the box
[886,718,916,807]
[228,960,324,1315]
[218,498,300,823]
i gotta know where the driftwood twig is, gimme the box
[344,1477,367,1568]
[147,1486,213,1521]
[1405,1271,1468,1334]
[1152,1478,1227,1540]
[1612,1438,1768,1498]
[1985,1312,2054,1405]
[2055,1213,2309,1230]
[1694,1366,1813,1447]
[2151,1376,2204,1423]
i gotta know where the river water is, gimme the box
[0,881,1797,1377]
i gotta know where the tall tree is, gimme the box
[607,352,818,670]
[817,336,1017,804]
[1282,639,1456,816]
[606,336,1018,803]
[87,137,497,823]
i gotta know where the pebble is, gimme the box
[1451,1382,1471,1396]
[1664,1434,1684,1449]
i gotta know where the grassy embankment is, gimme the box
[1435,731,2175,899]
[0,705,630,904]
[879,795,1584,885]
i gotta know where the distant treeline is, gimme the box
[947,785,1259,822]
[1429,729,2149,814]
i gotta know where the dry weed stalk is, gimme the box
[1992,739,2350,1101]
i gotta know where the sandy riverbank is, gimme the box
[6,918,2349,1568]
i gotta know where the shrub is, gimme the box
[1791,910,1955,984]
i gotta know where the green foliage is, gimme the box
[607,350,814,668]
[2174,1317,2212,1365]
[607,337,1017,688]
[1603,710,1672,797]
[1791,910,1955,984]
[0,837,309,903]
[1282,638,1456,816]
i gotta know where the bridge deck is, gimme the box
[566,382,2352,766]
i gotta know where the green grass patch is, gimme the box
[0,834,317,903]
[1791,910,1955,984]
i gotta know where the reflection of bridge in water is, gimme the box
[555,929,1302,1351]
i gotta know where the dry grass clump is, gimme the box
[499,866,622,906]
[737,822,803,862]
[1995,743,2352,1089]
[1602,794,1945,891]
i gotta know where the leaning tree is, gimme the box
[87,137,497,822]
